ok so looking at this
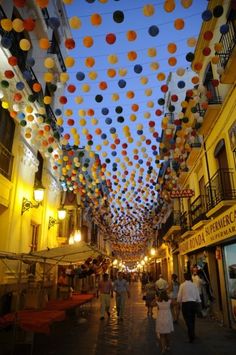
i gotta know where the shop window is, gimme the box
[0,105,15,180]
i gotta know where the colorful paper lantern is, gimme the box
[39,38,50,50]
[143,4,155,16]
[12,18,24,32]
[1,19,12,32]
[148,25,159,36]
[19,39,31,51]
[83,36,94,48]
[127,51,137,61]
[174,18,185,30]
[65,38,75,49]
[164,0,175,13]
[126,30,137,41]
[113,10,124,23]
[90,13,102,26]
[69,16,82,29]
[23,18,35,31]
[106,33,116,44]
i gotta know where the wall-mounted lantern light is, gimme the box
[21,186,45,215]
[48,208,66,229]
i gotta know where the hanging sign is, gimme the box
[170,189,195,198]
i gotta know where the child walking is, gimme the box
[156,290,174,354]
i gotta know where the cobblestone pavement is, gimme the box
[1,282,236,355]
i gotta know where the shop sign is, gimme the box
[179,232,206,255]
[179,205,236,255]
[170,189,195,198]
[205,205,236,244]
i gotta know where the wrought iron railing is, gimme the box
[190,195,208,225]
[48,33,67,72]
[0,143,14,180]
[205,168,236,210]
[158,211,181,239]
[216,19,236,69]
[180,211,192,233]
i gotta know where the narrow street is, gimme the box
[2,281,234,355]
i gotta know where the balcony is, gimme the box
[190,195,208,229]
[0,143,14,181]
[158,211,181,241]
[45,105,61,139]
[217,19,236,84]
[48,33,67,72]
[205,168,236,217]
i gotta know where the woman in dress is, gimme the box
[156,290,174,353]
[145,275,156,316]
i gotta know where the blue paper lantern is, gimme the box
[148,25,159,37]
[115,106,123,113]
[110,127,116,134]
[101,133,107,139]
[76,72,85,81]
[177,81,185,89]
[1,36,12,49]
[220,24,229,34]
[202,10,212,22]
[134,64,143,74]
[105,117,112,124]
[26,57,35,67]
[16,82,25,90]
[95,94,103,102]
[102,107,109,115]
[118,79,126,88]
[117,116,124,123]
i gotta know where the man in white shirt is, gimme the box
[177,272,201,343]
[155,274,168,295]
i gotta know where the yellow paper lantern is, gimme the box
[88,71,97,80]
[44,57,55,69]
[187,37,197,47]
[69,16,81,29]
[130,114,137,122]
[91,118,98,125]
[108,54,118,64]
[60,72,69,83]
[65,56,75,68]
[43,72,54,82]
[140,76,148,85]
[19,39,31,51]
[176,67,185,76]
[147,101,154,108]
[143,4,155,16]
[12,18,24,32]
[145,88,152,96]
[43,96,52,105]
[78,109,86,117]
[118,68,127,77]
[112,93,119,101]
[147,48,157,57]
[75,96,83,104]
[181,0,193,8]
[214,43,223,52]
[1,19,12,32]
[82,84,90,92]
[79,118,87,126]
[150,62,159,70]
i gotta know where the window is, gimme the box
[34,151,43,186]
[0,105,15,179]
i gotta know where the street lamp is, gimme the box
[21,185,45,215]
[48,208,67,229]
[150,248,157,280]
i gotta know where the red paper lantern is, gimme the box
[203,30,213,41]
[202,47,211,56]
[4,70,14,79]
[106,33,116,44]
[8,56,18,66]
[23,18,35,31]
[65,38,75,50]
[13,0,26,7]
[67,118,75,126]
[67,84,76,93]
[59,96,67,104]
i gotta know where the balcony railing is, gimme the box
[48,34,67,72]
[0,143,14,180]
[158,211,181,239]
[216,19,236,69]
[180,211,192,233]
[45,105,61,139]
[205,168,236,210]
[190,195,208,225]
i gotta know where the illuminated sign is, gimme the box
[170,189,195,198]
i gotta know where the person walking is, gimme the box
[98,273,113,320]
[177,272,201,343]
[155,274,168,296]
[156,290,174,354]
[113,272,130,320]
[169,273,180,323]
[144,275,156,317]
